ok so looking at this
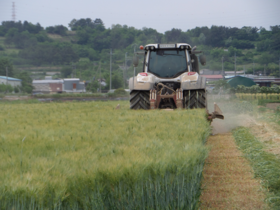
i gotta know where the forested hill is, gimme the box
[0,18,279,90]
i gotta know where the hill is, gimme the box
[0,19,279,91]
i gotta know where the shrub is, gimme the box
[14,86,19,93]
[113,88,127,96]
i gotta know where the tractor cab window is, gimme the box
[148,50,187,78]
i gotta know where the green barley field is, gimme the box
[0,101,210,209]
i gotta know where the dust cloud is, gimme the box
[207,96,255,135]
[211,114,253,135]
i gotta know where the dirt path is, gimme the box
[200,133,267,209]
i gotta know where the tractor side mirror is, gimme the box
[199,55,206,66]
[133,56,139,67]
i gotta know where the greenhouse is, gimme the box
[227,76,256,88]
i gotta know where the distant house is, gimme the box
[199,69,225,82]
[200,75,224,82]
[63,78,86,93]
[32,79,63,94]
[225,71,245,76]
[254,78,280,87]
[225,75,280,87]
[200,69,225,76]
[32,78,86,94]
[0,76,22,87]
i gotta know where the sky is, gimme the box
[0,0,279,33]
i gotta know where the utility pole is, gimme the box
[222,56,224,76]
[133,46,136,89]
[90,62,94,92]
[253,60,255,76]
[109,49,113,90]
[264,65,266,76]
[234,52,236,76]
[124,52,127,88]
[279,57,280,78]
[6,67,8,85]
[71,63,73,78]
[99,62,101,93]
[71,63,76,78]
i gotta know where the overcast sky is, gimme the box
[0,0,279,33]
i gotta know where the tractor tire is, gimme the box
[130,90,150,109]
[184,90,206,109]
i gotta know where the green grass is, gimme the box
[233,127,280,209]
[33,93,105,98]
[258,99,280,106]
[0,99,40,104]
[0,101,210,209]
[0,36,5,45]
[34,92,128,99]
[5,48,20,54]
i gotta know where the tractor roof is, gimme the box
[144,43,191,50]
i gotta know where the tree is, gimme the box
[271,27,280,51]
[19,42,79,65]
[13,31,38,49]
[77,29,90,45]
[198,33,206,44]
[257,39,272,51]
[111,73,123,89]
[0,84,13,93]
[0,58,14,77]
[46,25,68,36]
[206,26,228,47]
[61,66,73,78]
[228,46,243,57]
[68,18,105,31]
[165,28,190,43]
[259,52,275,65]
[14,71,33,93]
[230,39,255,49]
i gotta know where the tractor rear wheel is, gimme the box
[184,90,206,109]
[130,90,150,109]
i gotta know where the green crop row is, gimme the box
[0,101,210,209]
[236,93,280,100]
[233,127,280,209]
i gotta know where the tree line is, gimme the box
[0,19,279,92]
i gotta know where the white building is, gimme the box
[63,78,86,93]
[0,76,22,87]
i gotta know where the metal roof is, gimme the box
[63,78,80,81]
[0,76,22,81]
[200,69,225,76]
[33,80,63,84]
[201,75,224,79]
